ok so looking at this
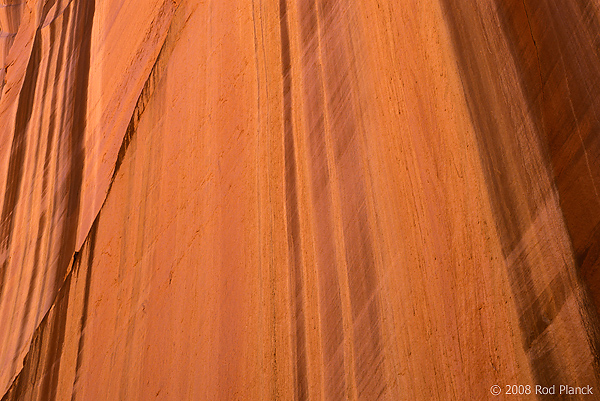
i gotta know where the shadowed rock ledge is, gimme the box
[0,0,599,399]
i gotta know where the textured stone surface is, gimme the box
[1,0,599,399]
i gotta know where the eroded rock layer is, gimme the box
[0,0,599,399]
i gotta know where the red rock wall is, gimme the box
[1,0,599,399]
[0,0,176,393]
[0,1,24,94]
[442,0,600,391]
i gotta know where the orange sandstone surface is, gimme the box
[0,0,600,399]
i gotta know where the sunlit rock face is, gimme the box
[0,1,24,95]
[0,0,599,400]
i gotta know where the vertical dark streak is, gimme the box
[15,13,59,366]
[37,273,72,401]
[34,11,70,327]
[297,0,349,398]
[14,213,46,371]
[38,0,95,398]
[41,0,59,24]
[279,1,309,399]
[53,0,94,295]
[0,30,42,298]
[1,275,71,401]
[70,222,97,401]
[438,0,597,390]
[313,0,386,396]
[36,15,68,324]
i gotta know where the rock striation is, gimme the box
[0,0,599,399]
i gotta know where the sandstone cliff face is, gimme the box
[0,0,599,399]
